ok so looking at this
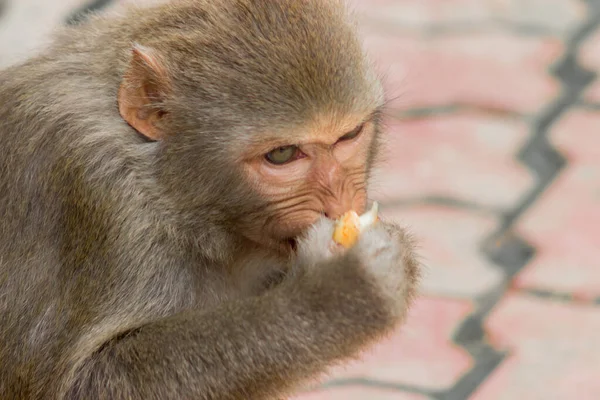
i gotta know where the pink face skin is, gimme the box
[242,112,378,246]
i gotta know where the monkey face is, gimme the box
[113,0,386,255]
[237,111,381,253]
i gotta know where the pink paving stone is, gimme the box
[360,32,561,114]
[293,296,473,394]
[348,0,585,34]
[471,294,600,400]
[371,114,533,209]
[583,81,600,103]
[381,206,505,298]
[580,28,600,69]
[580,29,600,103]
[293,387,429,400]
[514,110,600,299]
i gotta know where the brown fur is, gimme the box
[0,1,420,399]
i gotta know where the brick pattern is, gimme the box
[313,296,474,391]
[1,0,600,399]
[361,32,562,114]
[514,110,600,300]
[373,114,533,208]
[472,294,600,400]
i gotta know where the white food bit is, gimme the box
[358,202,379,230]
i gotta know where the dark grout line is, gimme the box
[498,10,600,240]
[318,378,436,398]
[431,276,523,399]
[482,234,536,279]
[424,21,560,38]
[391,105,463,119]
[434,345,506,400]
[379,196,502,216]
[521,288,575,303]
[518,288,600,305]
[577,101,600,110]
[65,0,115,25]
[390,104,526,121]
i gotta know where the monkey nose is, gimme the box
[323,198,353,220]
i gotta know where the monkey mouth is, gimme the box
[271,238,298,258]
[272,226,306,255]
[284,237,298,253]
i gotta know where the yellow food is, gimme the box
[332,202,379,248]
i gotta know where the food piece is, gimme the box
[332,202,379,248]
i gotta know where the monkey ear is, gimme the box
[118,44,170,141]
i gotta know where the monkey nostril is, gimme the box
[323,196,355,220]
[323,209,343,220]
[285,238,298,252]
[324,210,343,220]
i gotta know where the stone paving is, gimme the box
[1,1,599,399]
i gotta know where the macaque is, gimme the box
[0,0,420,399]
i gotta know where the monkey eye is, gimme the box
[338,123,365,142]
[265,145,299,165]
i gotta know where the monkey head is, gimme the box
[116,0,385,254]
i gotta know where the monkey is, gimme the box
[0,0,420,399]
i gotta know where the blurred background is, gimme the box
[1,1,599,399]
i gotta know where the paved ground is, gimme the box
[1,1,599,399]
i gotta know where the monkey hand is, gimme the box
[294,216,419,335]
[294,216,343,267]
[295,202,380,266]
[349,220,420,321]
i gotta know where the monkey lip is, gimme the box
[284,237,298,253]
[270,238,298,258]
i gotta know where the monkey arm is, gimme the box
[64,257,392,400]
